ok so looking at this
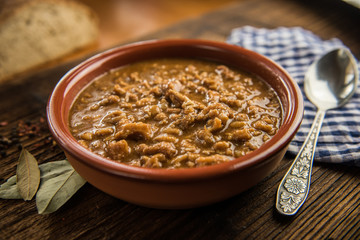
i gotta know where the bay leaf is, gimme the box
[36,160,86,214]
[0,175,22,199]
[16,148,41,201]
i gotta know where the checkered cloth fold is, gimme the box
[227,26,360,166]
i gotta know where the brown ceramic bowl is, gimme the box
[47,39,303,209]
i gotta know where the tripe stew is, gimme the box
[69,58,282,168]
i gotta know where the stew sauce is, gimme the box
[69,59,282,168]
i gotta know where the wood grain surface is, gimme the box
[1,0,360,239]
[78,0,237,49]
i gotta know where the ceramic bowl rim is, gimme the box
[46,39,304,182]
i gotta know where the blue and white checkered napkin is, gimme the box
[227,26,360,166]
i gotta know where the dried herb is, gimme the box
[36,160,86,214]
[16,148,40,200]
[0,175,22,199]
[0,148,87,214]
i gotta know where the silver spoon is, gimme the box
[276,48,359,216]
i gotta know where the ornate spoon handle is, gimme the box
[276,109,326,215]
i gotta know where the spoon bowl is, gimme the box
[276,48,358,215]
[305,48,358,110]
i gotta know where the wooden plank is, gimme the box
[142,0,360,57]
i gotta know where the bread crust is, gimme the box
[0,0,99,83]
[0,0,98,23]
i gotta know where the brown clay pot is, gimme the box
[47,39,304,209]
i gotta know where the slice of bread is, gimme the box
[0,0,99,83]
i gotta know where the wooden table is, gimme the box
[1,0,359,239]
